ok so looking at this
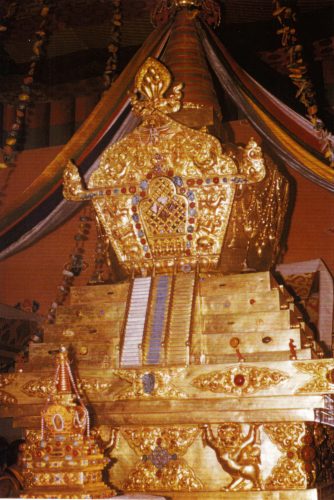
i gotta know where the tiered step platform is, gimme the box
[1,271,334,498]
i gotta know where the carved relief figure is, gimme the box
[202,423,262,491]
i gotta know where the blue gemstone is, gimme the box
[186,241,191,248]
[138,230,144,237]
[187,191,195,200]
[113,188,119,194]
[205,178,211,184]
[189,208,197,216]
[143,245,149,252]
[140,180,148,190]
[132,214,139,222]
[172,176,183,187]
[223,177,227,183]
[187,226,194,233]
[132,195,140,205]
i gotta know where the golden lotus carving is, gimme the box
[192,365,289,395]
[130,57,183,116]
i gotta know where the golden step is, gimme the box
[200,287,288,315]
[199,271,276,296]
[70,281,129,305]
[55,303,126,324]
[203,310,300,334]
[43,322,122,342]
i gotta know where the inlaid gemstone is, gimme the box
[233,374,245,386]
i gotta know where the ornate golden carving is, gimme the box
[264,423,307,489]
[121,426,202,491]
[23,376,117,398]
[202,423,262,491]
[192,365,289,395]
[79,378,114,394]
[22,376,56,398]
[112,368,187,400]
[19,348,113,498]
[0,390,17,405]
[0,373,17,404]
[62,159,87,201]
[63,58,270,275]
[240,138,266,183]
[130,57,183,116]
[296,360,334,393]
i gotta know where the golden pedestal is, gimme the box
[2,270,334,498]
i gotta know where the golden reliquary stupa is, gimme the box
[1,0,334,498]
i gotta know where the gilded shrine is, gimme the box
[1,1,334,499]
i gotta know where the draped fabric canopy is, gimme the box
[0,17,333,260]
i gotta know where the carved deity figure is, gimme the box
[202,423,262,491]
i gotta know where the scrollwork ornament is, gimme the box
[296,361,334,393]
[121,426,202,492]
[22,376,56,398]
[264,423,307,490]
[112,368,187,400]
[192,365,289,395]
[0,373,17,404]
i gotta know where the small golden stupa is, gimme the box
[18,346,114,498]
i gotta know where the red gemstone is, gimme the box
[189,202,196,208]
[36,451,42,458]
[167,169,174,177]
[146,173,153,179]
[66,445,72,452]
[129,186,136,193]
[135,223,141,229]
[121,187,126,194]
[73,449,79,457]
[189,217,195,224]
[132,206,137,212]
[187,234,193,240]
[46,446,52,452]
[105,189,111,195]
[56,441,61,447]
[180,188,186,194]
[213,177,219,184]
[196,179,203,185]
[287,451,295,459]
[156,438,162,445]
[234,374,245,386]
[145,253,151,258]
[141,238,146,245]
[185,249,191,256]
[249,299,256,305]
[140,191,146,197]
[187,179,195,186]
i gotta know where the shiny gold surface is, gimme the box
[19,348,114,498]
[8,41,334,499]
[62,58,277,276]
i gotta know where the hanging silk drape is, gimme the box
[0,22,172,260]
[1,16,333,261]
[200,23,334,192]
